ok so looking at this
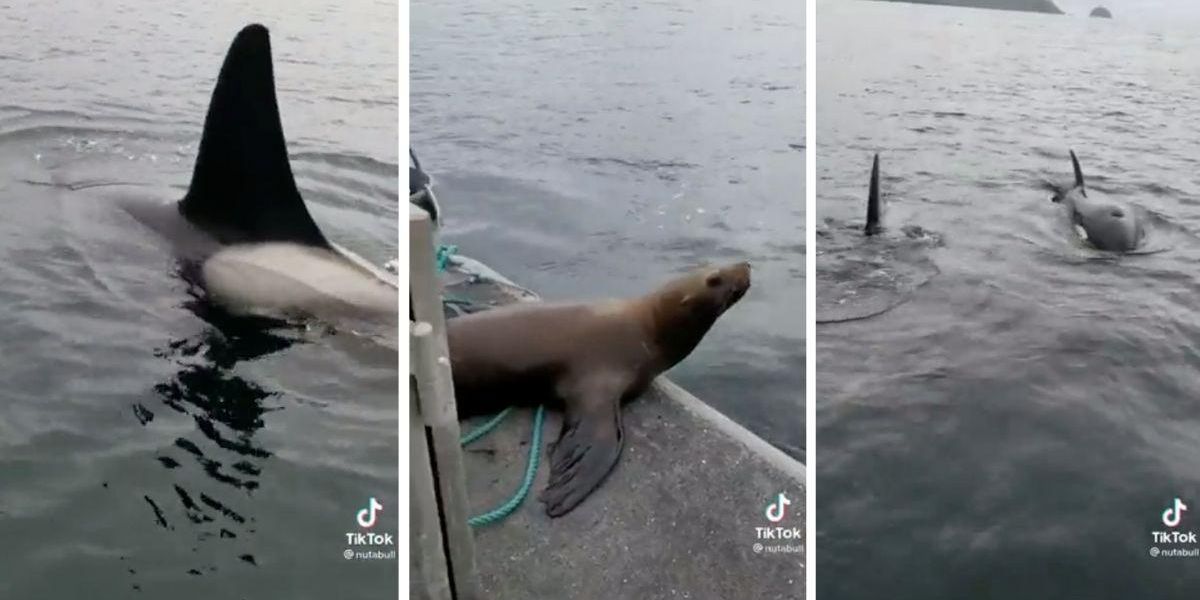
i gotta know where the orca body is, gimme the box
[1050,150,1144,252]
[121,24,397,325]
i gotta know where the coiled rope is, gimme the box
[460,405,546,527]
[436,244,546,527]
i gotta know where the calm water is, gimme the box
[818,1,1200,597]
[411,0,805,459]
[0,2,398,598]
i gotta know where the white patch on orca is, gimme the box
[202,242,397,323]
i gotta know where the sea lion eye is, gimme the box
[706,273,723,288]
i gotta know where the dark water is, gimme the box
[818,1,1200,597]
[0,2,398,598]
[411,0,805,459]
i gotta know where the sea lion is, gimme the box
[1049,149,1144,252]
[446,261,751,517]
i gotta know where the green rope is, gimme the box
[459,407,515,445]
[435,244,475,311]
[438,242,544,525]
[435,244,458,272]
[461,405,546,528]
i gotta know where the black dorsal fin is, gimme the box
[179,24,329,248]
[865,153,881,235]
[1070,149,1086,197]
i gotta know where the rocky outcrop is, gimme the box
[1089,6,1113,18]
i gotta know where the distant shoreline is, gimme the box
[869,0,1065,15]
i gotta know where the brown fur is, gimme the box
[446,261,750,517]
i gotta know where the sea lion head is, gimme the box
[698,261,752,313]
[663,261,751,315]
[647,261,751,367]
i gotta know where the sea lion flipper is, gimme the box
[540,377,627,518]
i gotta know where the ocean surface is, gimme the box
[411,0,805,460]
[0,2,398,599]
[818,1,1200,597]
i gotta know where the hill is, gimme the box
[874,0,1065,15]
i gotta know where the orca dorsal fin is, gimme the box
[1070,149,1087,197]
[865,153,881,235]
[180,24,329,248]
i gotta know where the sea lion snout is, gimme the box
[731,261,751,293]
[713,261,751,308]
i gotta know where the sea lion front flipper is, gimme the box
[540,374,628,518]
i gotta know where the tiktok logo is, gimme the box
[765,492,791,523]
[1163,498,1188,528]
[357,497,383,528]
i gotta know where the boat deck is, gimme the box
[411,205,805,599]
[461,377,805,600]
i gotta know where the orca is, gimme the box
[815,152,942,324]
[858,152,938,242]
[117,24,397,326]
[1049,150,1144,252]
[864,152,882,235]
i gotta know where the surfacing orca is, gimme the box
[117,24,397,327]
[858,152,935,242]
[1049,150,1144,252]
[815,152,942,324]
[865,152,882,235]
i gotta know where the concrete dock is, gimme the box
[461,378,804,600]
